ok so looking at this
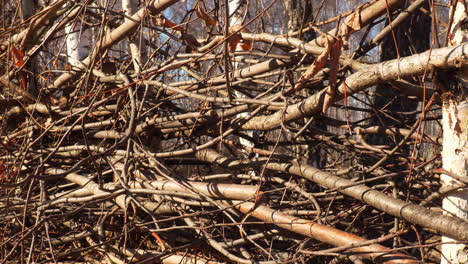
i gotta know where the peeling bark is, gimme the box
[440,99,468,264]
[440,1,468,262]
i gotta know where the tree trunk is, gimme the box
[228,0,256,151]
[440,99,468,264]
[441,1,468,263]
[21,0,38,97]
[283,0,313,40]
[283,0,319,165]
[65,21,86,67]
[371,1,430,145]
[122,0,145,73]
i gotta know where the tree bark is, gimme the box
[440,1,468,262]
[371,1,430,145]
[195,148,468,241]
[241,43,468,130]
[440,99,468,264]
[283,0,318,165]
[65,21,87,67]
[122,0,145,73]
[48,0,179,90]
[228,0,256,150]
[283,0,314,40]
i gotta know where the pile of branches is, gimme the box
[1,0,467,263]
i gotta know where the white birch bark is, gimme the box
[49,0,178,90]
[228,0,244,27]
[65,21,87,67]
[440,100,468,264]
[441,1,468,263]
[228,0,254,149]
[122,0,144,73]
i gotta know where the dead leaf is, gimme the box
[240,42,253,51]
[228,25,253,51]
[18,72,27,91]
[322,38,342,113]
[195,2,217,26]
[344,9,362,33]
[10,45,28,91]
[339,9,362,49]
[153,15,184,31]
[298,34,333,84]
[228,34,241,51]
[11,45,25,68]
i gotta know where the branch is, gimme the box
[226,200,418,264]
[242,43,468,130]
[195,148,468,241]
[47,0,179,90]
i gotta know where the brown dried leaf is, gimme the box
[228,35,241,51]
[10,46,28,91]
[344,9,362,33]
[339,9,362,49]
[228,25,252,51]
[153,15,184,31]
[195,2,217,26]
[240,42,253,51]
[298,35,332,84]
[11,45,25,68]
[322,39,342,113]
[18,72,27,91]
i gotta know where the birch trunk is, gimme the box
[441,1,468,263]
[122,0,145,73]
[440,99,468,264]
[228,0,254,149]
[65,21,86,67]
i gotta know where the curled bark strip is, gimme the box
[322,37,342,112]
[297,35,332,85]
